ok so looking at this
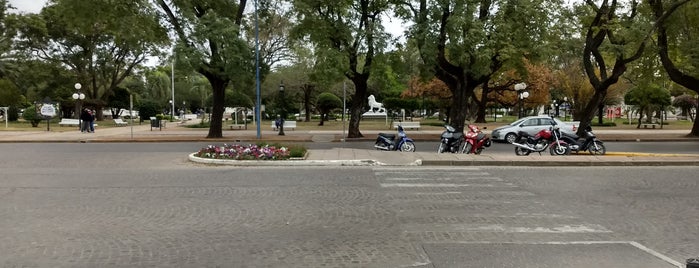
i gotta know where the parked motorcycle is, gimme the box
[512,122,570,156]
[374,125,416,152]
[559,126,606,155]
[461,124,492,154]
[438,125,464,153]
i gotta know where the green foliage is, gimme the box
[15,0,168,108]
[7,105,19,121]
[672,94,698,116]
[107,87,131,117]
[21,105,42,127]
[138,100,161,121]
[316,92,342,113]
[382,97,420,113]
[255,142,307,158]
[0,79,22,106]
[225,90,254,108]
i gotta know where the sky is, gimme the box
[8,0,47,13]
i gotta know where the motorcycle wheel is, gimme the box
[474,147,484,155]
[437,143,445,153]
[461,143,472,154]
[550,143,571,155]
[514,147,530,156]
[400,141,416,152]
[588,140,606,155]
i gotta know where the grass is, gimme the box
[1,116,694,132]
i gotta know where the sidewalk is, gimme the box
[2,121,698,166]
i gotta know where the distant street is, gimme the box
[305,140,699,155]
[0,143,697,267]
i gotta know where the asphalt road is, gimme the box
[0,143,697,267]
[305,140,699,154]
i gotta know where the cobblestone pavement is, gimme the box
[1,142,696,268]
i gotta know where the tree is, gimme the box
[401,77,451,120]
[672,94,698,121]
[292,0,391,138]
[396,0,561,132]
[624,84,671,127]
[16,0,168,120]
[577,0,690,136]
[649,0,699,136]
[106,87,131,118]
[156,0,253,138]
[316,92,342,126]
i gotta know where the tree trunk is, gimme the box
[448,83,474,133]
[205,75,228,138]
[597,104,604,125]
[347,77,368,138]
[474,88,488,123]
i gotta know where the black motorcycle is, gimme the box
[374,125,416,152]
[559,126,606,155]
[437,125,464,153]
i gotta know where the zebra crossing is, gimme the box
[373,167,612,243]
[372,167,682,267]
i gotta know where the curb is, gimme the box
[188,153,383,166]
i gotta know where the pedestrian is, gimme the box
[89,109,96,133]
[80,108,91,133]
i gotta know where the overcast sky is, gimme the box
[9,0,47,13]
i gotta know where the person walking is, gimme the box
[80,108,91,133]
[89,109,96,133]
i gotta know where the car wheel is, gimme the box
[505,133,518,144]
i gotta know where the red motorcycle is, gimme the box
[461,124,491,154]
[511,123,570,156]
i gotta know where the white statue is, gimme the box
[367,95,386,113]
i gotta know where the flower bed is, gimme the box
[195,144,291,160]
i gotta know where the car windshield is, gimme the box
[509,118,526,126]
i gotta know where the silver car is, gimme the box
[490,116,578,143]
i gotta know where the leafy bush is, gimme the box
[21,106,42,127]
[138,100,161,122]
[7,106,19,121]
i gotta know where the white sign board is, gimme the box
[40,104,56,117]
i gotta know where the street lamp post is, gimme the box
[72,83,85,131]
[515,82,529,118]
[563,96,568,121]
[278,81,285,136]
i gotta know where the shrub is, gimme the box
[138,100,160,122]
[21,106,43,127]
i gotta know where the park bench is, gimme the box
[271,120,297,131]
[58,118,98,127]
[113,118,128,126]
[641,123,660,129]
[228,124,246,130]
[58,118,80,126]
[392,121,421,130]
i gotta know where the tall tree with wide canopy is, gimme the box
[292,0,391,138]
[15,0,168,119]
[395,0,560,131]
[577,0,690,136]
[649,0,699,136]
[156,0,253,138]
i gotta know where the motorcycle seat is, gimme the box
[476,133,486,140]
[563,132,580,140]
[378,133,396,139]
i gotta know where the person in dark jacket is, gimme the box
[80,108,91,133]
